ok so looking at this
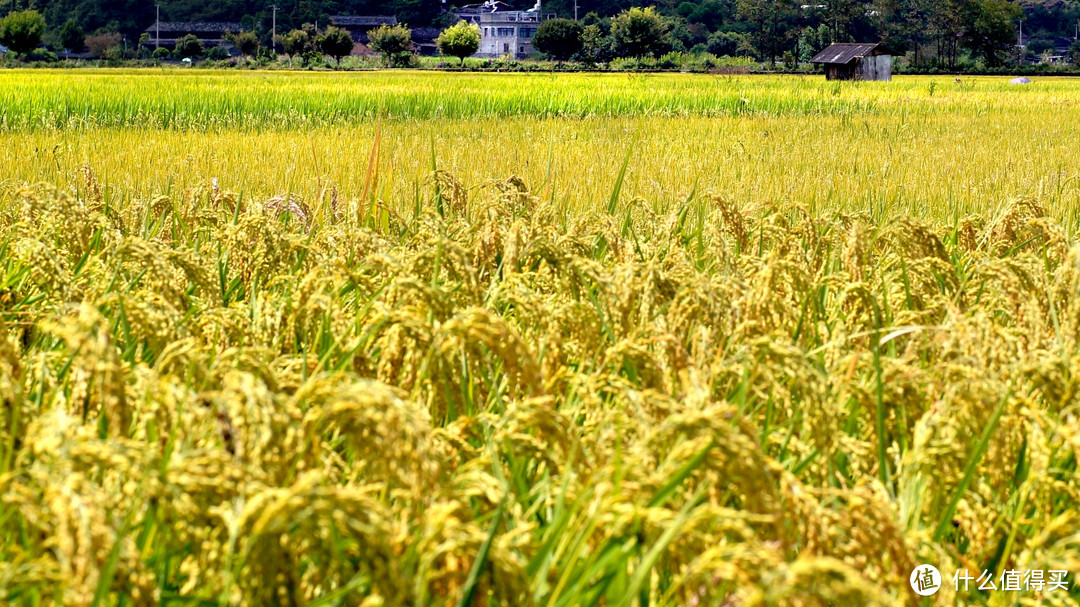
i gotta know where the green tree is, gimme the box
[707,30,755,57]
[321,26,354,66]
[59,19,84,54]
[282,28,312,66]
[175,34,205,59]
[610,7,670,61]
[368,23,414,67]
[437,21,480,66]
[228,31,260,57]
[812,0,865,43]
[736,0,797,65]
[207,45,230,60]
[579,23,613,64]
[533,18,584,65]
[960,0,1023,67]
[1070,39,1080,66]
[0,10,46,56]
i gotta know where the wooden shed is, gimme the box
[811,43,896,81]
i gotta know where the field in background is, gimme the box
[2,71,1080,605]
[3,71,1080,228]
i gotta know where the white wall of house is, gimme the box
[476,13,538,59]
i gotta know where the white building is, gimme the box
[456,1,551,59]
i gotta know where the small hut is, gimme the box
[811,43,896,81]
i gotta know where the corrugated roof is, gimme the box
[148,22,243,33]
[329,16,398,27]
[810,43,886,64]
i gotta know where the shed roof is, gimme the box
[147,22,243,33]
[329,16,398,27]
[811,43,892,64]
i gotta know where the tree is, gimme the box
[283,26,321,66]
[59,19,84,54]
[437,21,480,66]
[579,23,613,64]
[368,23,414,67]
[533,18,584,65]
[85,32,122,58]
[0,10,46,56]
[960,0,1023,67]
[228,31,260,57]
[812,0,865,43]
[1070,39,1080,66]
[737,0,797,65]
[175,34,205,59]
[708,30,755,57]
[282,29,311,64]
[610,7,669,60]
[321,26,354,66]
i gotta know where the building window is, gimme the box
[503,42,509,53]
[519,46,524,53]
[496,27,514,37]
[519,28,536,38]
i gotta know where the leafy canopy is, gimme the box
[369,24,414,67]
[437,20,480,65]
[0,10,46,55]
[533,18,584,63]
[321,26,355,65]
[610,7,669,59]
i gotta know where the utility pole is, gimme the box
[271,5,278,54]
[574,0,578,20]
[155,4,160,49]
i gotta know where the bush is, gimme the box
[26,48,58,63]
[207,45,230,61]
[437,21,480,66]
[152,47,171,60]
[368,24,414,67]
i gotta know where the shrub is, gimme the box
[152,47,171,60]
[26,47,58,63]
[437,21,480,66]
[207,45,230,61]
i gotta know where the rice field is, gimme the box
[2,70,1080,606]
